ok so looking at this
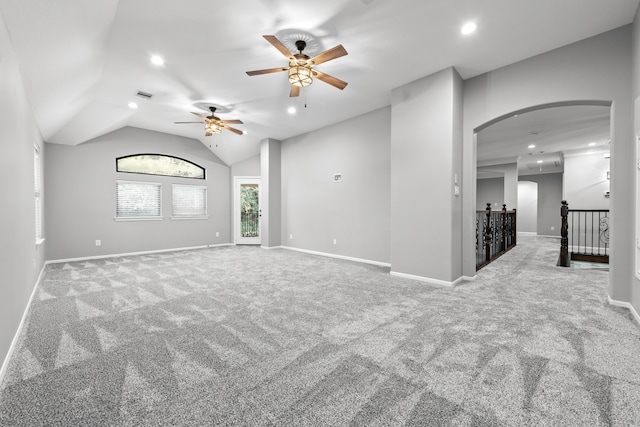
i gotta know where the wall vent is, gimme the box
[136,90,153,99]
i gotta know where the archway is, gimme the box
[470,101,612,271]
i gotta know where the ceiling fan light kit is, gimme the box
[204,120,222,136]
[288,63,313,87]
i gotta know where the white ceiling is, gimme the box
[0,0,637,166]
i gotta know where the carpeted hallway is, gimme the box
[0,235,639,426]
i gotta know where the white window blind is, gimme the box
[34,146,43,242]
[116,180,162,219]
[172,184,207,218]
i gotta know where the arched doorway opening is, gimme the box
[472,100,611,263]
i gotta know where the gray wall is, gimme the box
[281,106,391,264]
[477,163,518,211]
[390,67,463,282]
[518,173,563,237]
[45,127,231,260]
[563,153,610,210]
[261,139,282,248]
[476,178,505,211]
[230,154,260,177]
[463,26,634,304]
[632,8,640,317]
[0,9,47,374]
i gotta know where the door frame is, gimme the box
[234,176,261,245]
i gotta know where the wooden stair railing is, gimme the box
[476,203,517,271]
[557,200,609,267]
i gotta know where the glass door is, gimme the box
[235,177,261,244]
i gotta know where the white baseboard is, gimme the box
[607,295,640,326]
[0,263,46,387]
[517,232,537,236]
[462,275,477,281]
[280,246,391,268]
[261,245,284,250]
[47,244,233,265]
[390,271,462,287]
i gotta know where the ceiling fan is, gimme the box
[175,107,244,136]
[246,35,348,97]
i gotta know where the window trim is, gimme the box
[171,183,208,220]
[115,180,163,221]
[116,153,206,180]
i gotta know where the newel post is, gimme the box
[501,204,507,252]
[485,203,492,264]
[513,208,517,245]
[557,200,570,267]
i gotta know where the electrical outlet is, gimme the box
[95,240,101,246]
[551,226,555,231]
[215,231,220,237]
[289,234,293,240]
[333,239,337,245]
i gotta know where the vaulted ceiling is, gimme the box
[1,0,637,165]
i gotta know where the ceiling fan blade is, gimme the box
[191,112,208,119]
[312,70,348,90]
[174,121,204,124]
[220,119,243,124]
[223,125,244,135]
[289,85,301,97]
[246,67,289,76]
[310,44,348,66]
[263,35,294,59]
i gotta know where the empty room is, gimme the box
[1,0,640,425]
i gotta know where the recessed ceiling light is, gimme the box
[528,144,535,149]
[128,102,138,109]
[588,142,596,146]
[150,55,164,66]
[536,160,543,164]
[288,107,296,114]
[461,22,477,35]
[243,130,248,135]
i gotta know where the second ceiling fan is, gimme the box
[175,106,243,136]
[246,35,348,97]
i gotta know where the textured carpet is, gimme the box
[1,236,639,426]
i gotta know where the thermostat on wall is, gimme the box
[334,173,342,182]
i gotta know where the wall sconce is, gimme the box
[607,171,610,180]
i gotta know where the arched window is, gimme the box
[116,154,205,179]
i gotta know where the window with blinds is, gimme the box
[172,184,207,218]
[116,180,162,219]
[34,146,43,243]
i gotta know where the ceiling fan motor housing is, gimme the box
[295,40,307,53]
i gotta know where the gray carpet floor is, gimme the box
[0,235,639,426]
